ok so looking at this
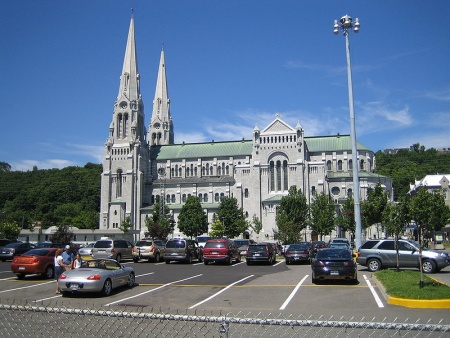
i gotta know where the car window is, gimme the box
[94,241,112,249]
[399,241,415,251]
[360,240,379,249]
[317,249,351,260]
[249,245,266,251]
[136,241,152,247]
[166,240,185,249]
[205,242,226,249]
[23,249,51,256]
[377,241,395,250]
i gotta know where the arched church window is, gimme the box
[347,188,353,198]
[327,160,332,171]
[338,160,343,171]
[283,160,288,190]
[270,161,275,191]
[244,188,249,198]
[203,193,208,202]
[116,169,123,198]
[220,193,225,201]
[226,165,229,175]
[214,193,219,202]
[186,167,190,177]
[311,186,316,196]
[198,193,203,202]
[123,113,128,137]
[182,194,187,203]
[349,159,353,170]
[360,159,365,170]
[166,194,170,204]
[117,114,123,138]
[171,194,176,203]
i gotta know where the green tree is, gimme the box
[383,197,410,271]
[118,216,133,233]
[361,183,388,232]
[177,196,208,238]
[209,216,225,238]
[0,221,21,240]
[309,192,335,240]
[50,224,73,244]
[409,187,449,287]
[275,186,309,244]
[336,197,355,235]
[249,214,263,242]
[216,197,248,238]
[0,162,11,172]
[145,200,173,240]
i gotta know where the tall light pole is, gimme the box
[334,15,363,250]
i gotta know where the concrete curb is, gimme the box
[372,273,450,309]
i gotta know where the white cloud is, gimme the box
[11,159,77,171]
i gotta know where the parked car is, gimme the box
[246,243,277,265]
[311,248,357,284]
[330,238,352,248]
[202,239,241,265]
[234,239,255,257]
[284,243,312,265]
[78,243,95,259]
[91,238,134,263]
[58,259,135,296]
[164,238,203,264]
[0,242,36,262]
[195,235,211,248]
[0,239,18,251]
[11,248,58,279]
[132,238,166,262]
[357,239,450,273]
[328,242,351,250]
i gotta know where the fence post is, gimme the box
[219,320,229,338]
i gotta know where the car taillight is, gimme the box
[87,274,101,280]
[313,261,325,267]
[302,250,309,254]
[32,258,39,263]
[285,251,291,255]
[150,247,155,252]
[59,274,67,279]
[132,248,136,253]
[111,249,116,254]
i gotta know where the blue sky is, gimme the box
[1,1,449,171]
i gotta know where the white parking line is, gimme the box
[279,275,309,310]
[363,274,384,308]
[104,274,203,306]
[135,272,154,278]
[273,260,284,267]
[0,280,54,294]
[189,275,254,309]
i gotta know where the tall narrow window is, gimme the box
[117,114,123,138]
[244,188,249,198]
[215,193,219,202]
[327,160,332,171]
[276,161,282,191]
[311,186,316,196]
[198,193,203,202]
[338,160,343,171]
[349,160,353,170]
[270,161,275,191]
[171,194,176,203]
[360,160,365,170]
[116,169,123,198]
[123,113,128,137]
[283,160,288,190]
[203,193,208,202]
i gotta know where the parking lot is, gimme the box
[0,259,449,322]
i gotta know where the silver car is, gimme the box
[58,259,135,296]
[357,239,450,273]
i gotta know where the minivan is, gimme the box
[164,238,202,264]
[357,239,450,273]
[202,239,240,265]
[91,238,134,263]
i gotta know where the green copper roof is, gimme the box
[150,135,372,161]
[150,140,253,160]
[304,135,371,153]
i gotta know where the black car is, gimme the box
[0,242,36,261]
[311,248,357,284]
[284,243,312,265]
[246,243,277,265]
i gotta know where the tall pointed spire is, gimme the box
[117,16,140,102]
[149,49,174,145]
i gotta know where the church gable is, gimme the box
[261,116,295,135]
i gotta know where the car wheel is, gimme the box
[115,254,122,263]
[165,259,170,264]
[422,259,437,274]
[246,261,252,265]
[101,279,112,296]
[42,266,54,279]
[16,274,25,280]
[236,254,241,263]
[133,257,139,263]
[186,255,192,264]
[61,291,70,297]
[204,260,209,265]
[285,259,290,265]
[367,258,381,272]
[226,256,232,265]
[127,273,135,288]
[312,276,318,284]
[154,252,160,263]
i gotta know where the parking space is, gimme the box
[2,260,448,320]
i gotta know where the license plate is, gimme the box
[171,253,177,255]
[70,284,79,290]
[330,271,339,276]
[211,251,218,254]
[254,253,260,257]
[18,266,25,270]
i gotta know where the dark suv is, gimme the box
[246,243,277,265]
[164,238,203,264]
[203,239,241,265]
[357,239,450,273]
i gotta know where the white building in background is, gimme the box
[98,16,393,243]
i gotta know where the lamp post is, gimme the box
[334,15,363,250]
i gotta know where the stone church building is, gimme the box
[99,17,393,242]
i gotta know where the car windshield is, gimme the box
[136,241,152,247]
[234,240,249,246]
[94,241,112,248]
[317,249,351,260]
[249,245,267,252]
[288,244,309,250]
[22,249,51,256]
[166,240,185,249]
[204,242,226,249]
[5,243,21,248]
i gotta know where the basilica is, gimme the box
[99,17,393,242]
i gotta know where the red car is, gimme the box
[202,239,241,265]
[11,248,58,279]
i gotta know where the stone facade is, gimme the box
[99,17,393,242]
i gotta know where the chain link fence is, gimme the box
[0,300,448,337]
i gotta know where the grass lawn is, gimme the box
[375,269,450,300]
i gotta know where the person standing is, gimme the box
[72,253,82,269]
[54,248,64,294]
[62,245,74,270]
